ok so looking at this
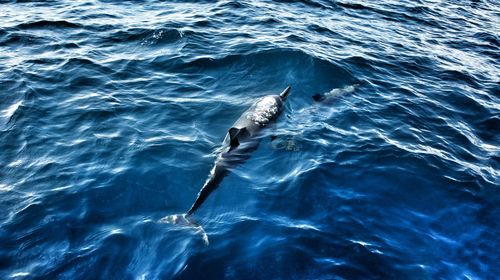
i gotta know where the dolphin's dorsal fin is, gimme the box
[230,135,240,148]
[228,127,246,149]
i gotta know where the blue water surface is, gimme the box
[1,0,499,279]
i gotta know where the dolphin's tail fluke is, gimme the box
[158,165,226,246]
[280,85,292,99]
[158,214,209,245]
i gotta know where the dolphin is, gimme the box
[159,86,291,244]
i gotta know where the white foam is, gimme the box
[323,84,357,99]
[2,100,22,121]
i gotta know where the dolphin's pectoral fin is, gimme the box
[230,136,240,149]
[228,127,240,150]
[228,127,240,148]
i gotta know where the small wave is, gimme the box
[170,48,355,86]
[1,100,22,127]
[274,0,329,9]
[59,57,112,75]
[2,100,22,119]
[473,32,500,48]
[15,20,81,30]
[0,32,48,46]
[102,27,183,46]
[307,23,336,36]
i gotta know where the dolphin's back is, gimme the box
[187,163,228,215]
[232,95,282,131]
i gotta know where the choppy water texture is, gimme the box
[1,0,499,279]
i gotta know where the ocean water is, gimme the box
[0,0,499,279]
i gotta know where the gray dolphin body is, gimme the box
[187,85,291,215]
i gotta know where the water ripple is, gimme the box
[0,0,499,279]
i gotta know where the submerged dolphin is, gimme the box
[159,86,291,243]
